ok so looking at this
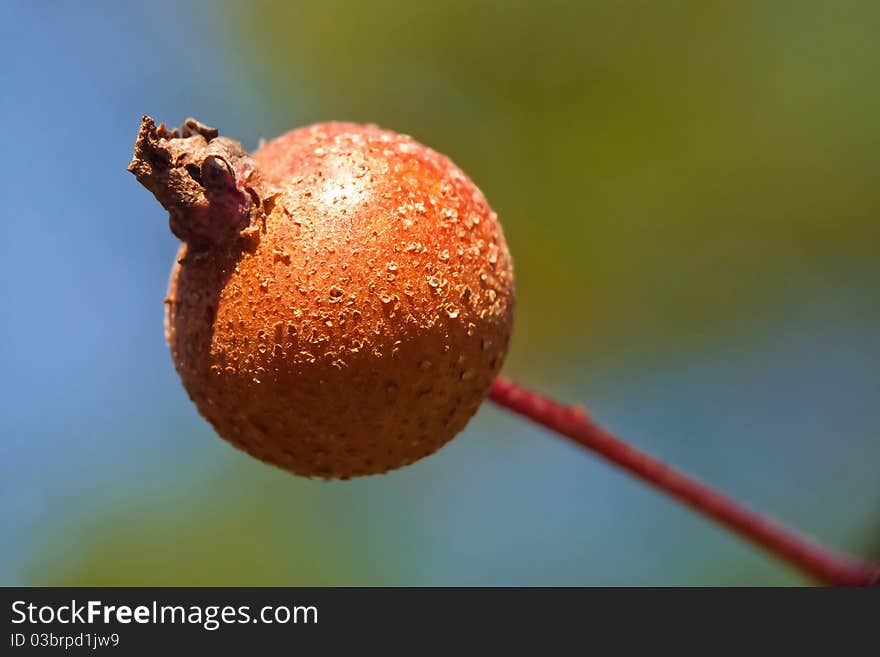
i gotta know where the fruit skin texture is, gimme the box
[133,117,514,478]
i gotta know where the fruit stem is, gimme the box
[487,376,879,586]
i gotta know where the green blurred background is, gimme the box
[2,0,878,585]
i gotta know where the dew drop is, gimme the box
[487,244,498,264]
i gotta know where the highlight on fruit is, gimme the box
[129,115,514,479]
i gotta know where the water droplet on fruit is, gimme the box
[487,244,498,264]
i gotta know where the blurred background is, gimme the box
[2,0,879,585]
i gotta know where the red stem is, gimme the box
[488,376,879,586]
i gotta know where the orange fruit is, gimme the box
[130,116,514,478]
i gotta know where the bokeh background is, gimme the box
[2,0,879,585]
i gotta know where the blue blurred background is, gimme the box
[2,0,878,585]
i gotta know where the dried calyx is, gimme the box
[128,115,265,251]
